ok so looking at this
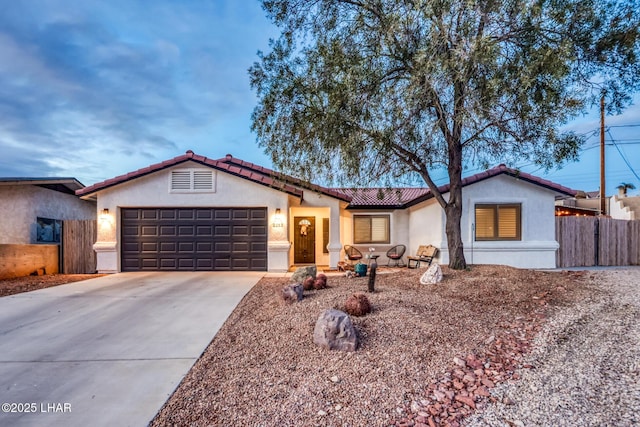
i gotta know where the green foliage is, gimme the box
[251,0,640,268]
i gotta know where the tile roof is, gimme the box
[0,177,85,195]
[339,188,429,208]
[76,152,577,207]
[343,164,577,209]
[217,155,352,202]
[76,151,350,201]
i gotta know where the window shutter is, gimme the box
[475,207,495,239]
[171,171,191,190]
[354,217,370,243]
[371,217,389,242]
[498,206,518,238]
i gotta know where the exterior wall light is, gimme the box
[272,208,284,227]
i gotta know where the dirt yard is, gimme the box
[0,274,105,297]
[150,265,594,427]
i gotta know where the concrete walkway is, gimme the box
[0,272,261,427]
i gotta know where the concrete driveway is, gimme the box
[0,272,262,427]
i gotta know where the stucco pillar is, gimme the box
[267,208,290,272]
[94,207,118,273]
[327,204,342,270]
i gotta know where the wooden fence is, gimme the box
[556,217,640,267]
[62,220,97,274]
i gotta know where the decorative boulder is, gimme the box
[313,309,358,352]
[344,293,371,316]
[313,279,327,290]
[291,265,317,283]
[281,283,304,304]
[302,276,315,291]
[419,263,443,285]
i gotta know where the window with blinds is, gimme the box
[474,204,521,241]
[353,215,390,244]
[170,169,215,192]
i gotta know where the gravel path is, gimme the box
[465,268,640,427]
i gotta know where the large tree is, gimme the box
[250,0,640,269]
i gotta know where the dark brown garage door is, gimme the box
[120,208,267,271]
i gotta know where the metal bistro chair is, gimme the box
[344,245,363,265]
[386,244,406,267]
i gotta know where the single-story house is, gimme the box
[0,178,96,279]
[76,150,576,273]
[0,178,96,244]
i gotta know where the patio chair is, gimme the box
[407,245,438,268]
[344,245,363,265]
[386,244,406,267]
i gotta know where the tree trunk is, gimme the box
[445,129,468,270]
[445,202,466,270]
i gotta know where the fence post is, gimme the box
[594,217,600,266]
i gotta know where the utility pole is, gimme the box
[600,94,606,216]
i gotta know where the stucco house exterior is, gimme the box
[0,178,96,244]
[76,150,576,273]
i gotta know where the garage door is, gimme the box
[121,208,267,271]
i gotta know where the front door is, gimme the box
[294,216,315,264]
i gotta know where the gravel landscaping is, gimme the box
[465,268,640,427]
[0,274,105,297]
[151,265,596,426]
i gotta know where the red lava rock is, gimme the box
[475,386,491,397]
[454,395,476,409]
[428,417,436,427]
[481,377,495,388]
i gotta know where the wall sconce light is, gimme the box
[272,208,284,228]
[102,208,109,215]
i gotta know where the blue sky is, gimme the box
[0,0,639,195]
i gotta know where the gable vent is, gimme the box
[193,170,214,190]
[170,169,216,193]
[171,171,191,190]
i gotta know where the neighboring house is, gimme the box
[76,151,576,273]
[0,178,96,279]
[0,178,96,244]
[610,195,640,220]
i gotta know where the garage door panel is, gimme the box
[196,226,212,236]
[251,225,267,236]
[178,210,195,220]
[122,226,139,236]
[141,210,159,220]
[121,207,267,272]
[178,242,194,253]
[214,225,230,236]
[232,210,249,220]
[141,242,158,252]
[197,242,213,252]
[214,210,231,220]
[160,209,177,220]
[142,258,159,269]
[159,242,176,252]
[214,242,231,253]
[141,226,158,236]
[233,225,249,235]
[160,226,177,236]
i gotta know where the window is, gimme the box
[322,218,329,254]
[475,204,521,241]
[170,169,215,192]
[353,215,390,244]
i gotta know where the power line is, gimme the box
[606,129,640,182]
